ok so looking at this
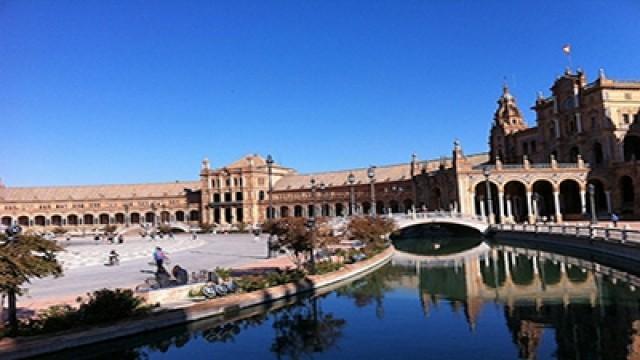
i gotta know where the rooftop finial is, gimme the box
[599,68,606,80]
[202,157,210,170]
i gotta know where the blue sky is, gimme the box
[2,1,639,186]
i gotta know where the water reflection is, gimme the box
[38,232,640,360]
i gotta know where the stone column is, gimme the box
[580,189,587,214]
[479,199,486,219]
[498,192,505,224]
[605,191,613,214]
[526,191,535,224]
[553,191,562,223]
[506,198,513,222]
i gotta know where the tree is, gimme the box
[0,234,63,336]
[347,216,396,250]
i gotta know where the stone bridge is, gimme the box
[390,211,490,234]
[115,221,194,236]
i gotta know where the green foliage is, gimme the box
[347,216,395,250]
[158,224,172,234]
[214,267,232,280]
[235,275,269,292]
[313,261,344,275]
[0,234,63,296]
[19,289,153,336]
[188,286,204,297]
[236,269,307,292]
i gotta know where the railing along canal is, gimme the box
[492,222,640,244]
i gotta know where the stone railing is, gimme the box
[492,223,640,244]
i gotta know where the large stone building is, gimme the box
[1,68,638,231]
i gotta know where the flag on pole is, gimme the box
[562,44,571,55]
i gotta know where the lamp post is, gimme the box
[368,166,376,216]
[319,182,327,216]
[348,172,356,216]
[483,166,494,224]
[309,177,318,270]
[411,153,418,213]
[266,155,274,220]
[124,204,130,226]
[589,183,598,225]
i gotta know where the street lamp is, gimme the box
[483,166,494,224]
[588,183,598,225]
[266,154,274,220]
[368,166,376,216]
[411,153,418,213]
[348,172,356,216]
[319,182,327,216]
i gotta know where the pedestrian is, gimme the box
[612,212,619,227]
[153,246,168,272]
[192,231,197,240]
[118,234,124,244]
[107,250,120,266]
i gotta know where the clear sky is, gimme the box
[2,1,639,187]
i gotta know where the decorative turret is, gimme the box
[489,84,527,164]
[201,157,210,171]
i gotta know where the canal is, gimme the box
[40,225,640,359]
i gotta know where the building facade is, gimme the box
[1,68,638,231]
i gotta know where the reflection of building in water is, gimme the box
[391,247,640,359]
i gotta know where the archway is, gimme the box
[504,181,528,223]
[51,215,62,226]
[145,212,156,224]
[67,214,79,226]
[189,210,200,222]
[403,199,413,213]
[1,216,12,226]
[362,202,371,215]
[115,213,125,225]
[376,201,385,215]
[130,213,141,224]
[389,200,399,214]
[35,216,45,226]
[624,135,640,161]
[474,181,500,222]
[307,204,315,218]
[335,203,345,217]
[532,180,554,221]
[160,211,170,223]
[430,187,442,210]
[83,214,94,225]
[322,204,330,217]
[294,205,303,217]
[620,176,634,213]
[559,180,582,217]
[99,214,110,225]
[18,216,29,226]
[175,211,185,222]
[280,206,290,218]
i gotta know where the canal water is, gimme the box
[41,226,640,359]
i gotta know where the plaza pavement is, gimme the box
[17,233,274,313]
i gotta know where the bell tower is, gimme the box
[489,84,527,163]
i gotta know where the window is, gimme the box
[623,114,630,124]
[235,192,243,201]
[258,191,266,201]
[224,192,232,202]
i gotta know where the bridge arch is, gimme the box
[393,213,489,234]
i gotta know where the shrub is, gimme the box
[158,224,172,234]
[214,267,232,280]
[188,286,204,297]
[347,216,395,250]
[236,275,269,292]
[313,261,344,275]
[51,227,67,235]
[199,223,216,233]
[103,225,118,234]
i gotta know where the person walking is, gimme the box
[611,212,619,227]
[153,247,168,272]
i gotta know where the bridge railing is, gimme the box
[492,223,640,245]
[391,211,486,224]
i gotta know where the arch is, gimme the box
[18,216,29,226]
[99,213,110,225]
[532,180,554,221]
[335,203,345,217]
[362,202,371,215]
[389,200,399,214]
[35,216,46,226]
[67,214,79,226]
[294,205,303,217]
[620,176,634,213]
[504,180,528,223]
[510,256,534,286]
[175,211,185,222]
[474,181,500,222]
[83,214,94,225]
[280,206,290,218]
[130,212,141,224]
[541,260,561,285]
[376,201,385,215]
[624,135,640,161]
[51,215,63,226]
[145,212,156,224]
[567,266,588,283]
[559,179,581,216]
[115,213,125,225]
[403,199,413,213]
[480,253,506,288]
[160,211,170,223]
[592,142,604,165]
[1,216,12,226]
[189,210,200,222]
[236,207,243,223]
[321,204,330,217]
[307,204,315,217]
